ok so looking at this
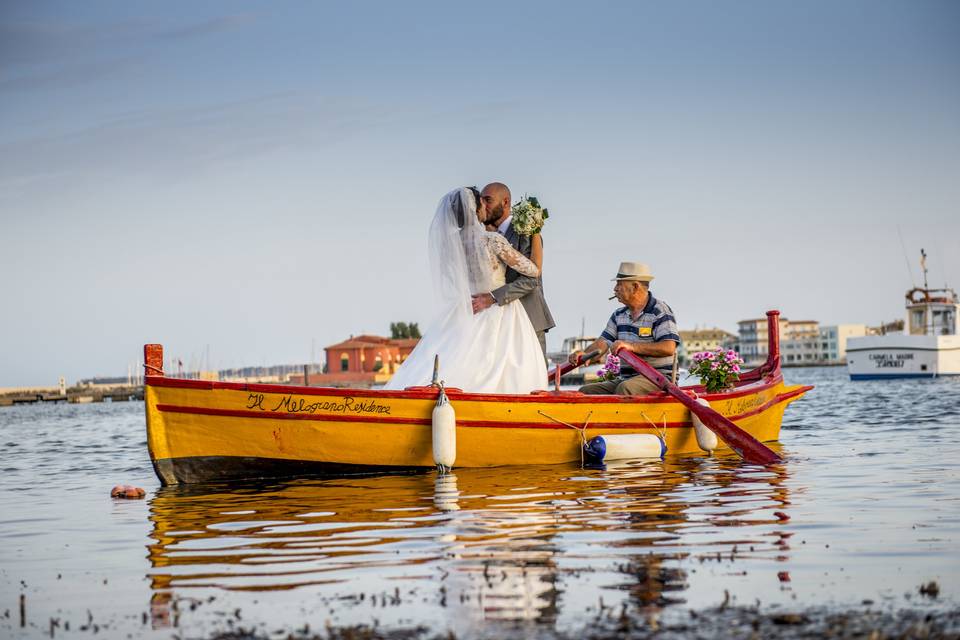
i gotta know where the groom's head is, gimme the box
[481,182,511,226]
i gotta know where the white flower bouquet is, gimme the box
[510,195,549,237]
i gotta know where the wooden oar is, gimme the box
[615,349,783,466]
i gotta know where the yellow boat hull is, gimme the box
[145,374,811,484]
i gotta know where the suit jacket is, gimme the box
[491,225,556,333]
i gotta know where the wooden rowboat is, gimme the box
[143,311,812,484]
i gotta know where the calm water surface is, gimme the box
[1,367,959,638]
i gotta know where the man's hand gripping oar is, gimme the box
[547,350,601,385]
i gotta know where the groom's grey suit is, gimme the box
[491,224,556,357]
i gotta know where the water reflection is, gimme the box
[146,456,792,633]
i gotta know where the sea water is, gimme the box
[1,367,958,638]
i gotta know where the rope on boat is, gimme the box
[638,411,668,441]
[142,363,163,374]
[537,410,593,468]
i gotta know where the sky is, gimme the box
[2,1,959,386]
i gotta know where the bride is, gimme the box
[385,187,548,394]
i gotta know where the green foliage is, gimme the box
[390,322,421,339]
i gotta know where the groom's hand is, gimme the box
[471,293,495,314]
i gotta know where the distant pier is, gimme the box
[0,386,145,407]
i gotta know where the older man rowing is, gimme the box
[568,262,681,396]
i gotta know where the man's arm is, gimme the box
[492,274,539,304]
[610,339,677,358]
[568,338,610,365]
[471,276,540,313]
[568,314,618,365]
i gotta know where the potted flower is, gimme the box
[596,354,620,382]
[688,348,744,393]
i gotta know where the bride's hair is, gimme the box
[452,186,481,229]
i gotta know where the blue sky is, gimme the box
[2,1,958,385]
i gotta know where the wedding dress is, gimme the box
[384,188,548,394]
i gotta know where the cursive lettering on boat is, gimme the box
[246,393,266,410]
[729,394,765,415]
[244,392,392,416]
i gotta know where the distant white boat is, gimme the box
[847,252,960,380]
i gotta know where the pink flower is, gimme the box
[732,364,741,373]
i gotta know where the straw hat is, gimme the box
[612,262,654,282]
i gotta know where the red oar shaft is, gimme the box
[615,349,782,465]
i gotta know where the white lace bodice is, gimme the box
[483,232,539,288]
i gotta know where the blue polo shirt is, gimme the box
[599,292,680,377]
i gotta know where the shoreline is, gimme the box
[8,597,958,640]
[205,602,960,639]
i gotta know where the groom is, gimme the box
[471,182,555,358]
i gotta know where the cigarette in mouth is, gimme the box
[608,295,617,300]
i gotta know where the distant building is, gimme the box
[739,317,834,366]
[290,335,420,387]
[781,320,821,365]
[217,364,306,384]
[738,317,870,367]
[818,324,867,364]
[866,319,905,335]
[737,317,789,366]
[677,328,737,365]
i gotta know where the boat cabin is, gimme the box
[905,287,959,337]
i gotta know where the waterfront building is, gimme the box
[867,319,905,335]
[818,324,867,364]
[677,328,737,365]
[739,317,837,366]
[781,320,821,365]
[737,317,789,366]
[291,334,421,387]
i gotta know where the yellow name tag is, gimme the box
[638,327,652,337]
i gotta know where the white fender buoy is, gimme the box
[432,385,456,472]
[691,397,719,453]
[583,434,666,463]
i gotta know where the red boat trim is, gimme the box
[145,373,782,404]
[155,386,807,430]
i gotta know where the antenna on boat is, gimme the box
[920,248,929,290]
[431,354,440,387]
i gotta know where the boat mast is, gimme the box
[920,248,929,291]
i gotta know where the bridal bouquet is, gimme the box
[511,195,549,236]
[596,354,620,382]
[688,348,744,393]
